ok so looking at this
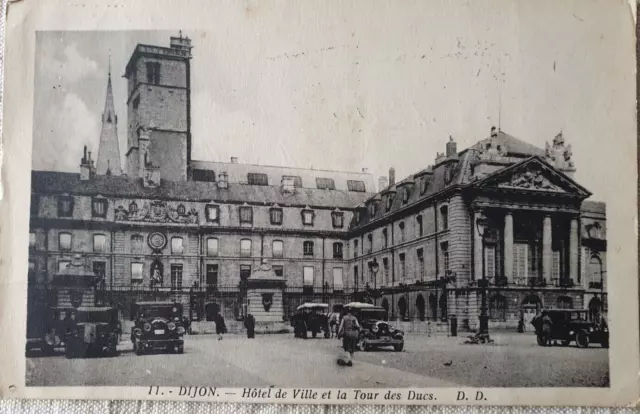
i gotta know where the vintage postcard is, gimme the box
[0,0,638,407]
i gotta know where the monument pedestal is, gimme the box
[246,260,291,334]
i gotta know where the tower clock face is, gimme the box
[148,232,167,251]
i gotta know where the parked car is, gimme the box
[131,301,185,355]
[531,308,609,348]
[65,306,122,358]
[26,306,76,355]
[291,303,330,339]
[343,302,404,352]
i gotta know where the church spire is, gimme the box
[96,60,123,176]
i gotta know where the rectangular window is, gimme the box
[333,242,343,259]
[131,235,144,254]
[58,196,74,217]
[353,240,359,258]
[272,240,284,258]
[367,234,373,253]
[303,266,314,286]
[240,265,252,281]
[93,234,107,253]
[485,245,496,280]
[171,237,184,255]
[441,242,450,273]
[93,261,106,281]
[303,241,314,257]
[247,173,269,186]
[207,238,219,256]
[301,210,314,226]
[316,177,336,190]
[440,206,449,231]
[205,205,220,222]
[133,96,140,110]
[331,212,344,228]
[146,61,161,84]
[131,262,143,281]
[170,264,183,289]
[333,268,344,291]
[58,260,71,273]
[383,257,390,285]
[399,253,406,280]
[92,198,107,218]
[354,266,359,286]
[273,265,284,278]
[347,180,366,192]
[59,233,72,251]
[29,232,36,248]
[417,215,424,237]
[239,206,253,224]
[206,264,219,286]
[193,169,216,182]
[240,239,252,257]
[513,243,529,282]
[382,228,388,248]
[282,175,302,188]
[270,208,283,225]
[417,248,425,281]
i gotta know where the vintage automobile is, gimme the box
[531,308,609,348]
[291,303,331,339]
[131,301,185,355]
[64,306,122,358]
[343,302,404,352]
[26,306,76,355]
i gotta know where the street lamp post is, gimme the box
[475,215,490,339]
[370,259,380,304]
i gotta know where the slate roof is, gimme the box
[31,171,372,209]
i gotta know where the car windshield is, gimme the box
[76,311,116,323]
[570,311,588,321]
[138,306,178,319]
[357,309,388,321]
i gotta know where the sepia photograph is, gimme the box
[1,0,637,406]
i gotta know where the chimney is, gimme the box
[217,172,229,189]
[80,147,92,181]
[446,135,458,158]
[491,126,498,138]
[435,152,446,165]
[230,157,238,164]
[362,167,369,174]
[378,176,389,191]
[389,167,396,186]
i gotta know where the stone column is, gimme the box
[503,212,514,282]
[542,215,553,282]
[474,211,484,281]
[569,218,579,284]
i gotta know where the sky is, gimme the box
[31,1,633,202]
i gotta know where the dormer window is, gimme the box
[92,198,108,218]
[368,202,377,217]
[58,195,74,217]
[420,177,429,195]
[301,209,315,226]
[327,211,342,228]
[386,193,395,211]
[239,206,253,225]
[402,187,411,204]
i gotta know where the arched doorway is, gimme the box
[588,297,602,322]
[522,294,541,327]
[398,297,408,320]
[416,295,426,321]
[439,293,448,321]
[428,294,437,320]
[589,256,604,289]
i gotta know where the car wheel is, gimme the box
[393,343,404,352]
[324,330,330,339]
[575,331,590,348]
[65,344,74,359]
[312,331,318,339]
[601,340,609,348]
[536,335,546,346]
[357,333,367,351]
[43,344,55,356]
[177,346,184,354]
[561,340,571,347]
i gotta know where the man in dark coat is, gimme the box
[215,312,226,340]
[244,313,256,339]
[541,310,553,346]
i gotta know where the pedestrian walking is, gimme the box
[541,310,553,346]
[215,312,227,340]
[244,313,256,339]
[182,316,192,335]
[328,311,339,338]
[337,308,360,367]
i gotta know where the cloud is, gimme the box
[47,43,100,83]
[33,92,100,172]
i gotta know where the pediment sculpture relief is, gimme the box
[115,200,199,223]
[498,168,564,192]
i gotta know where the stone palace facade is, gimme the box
[28,35,607,331]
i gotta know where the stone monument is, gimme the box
[246,259,289,334]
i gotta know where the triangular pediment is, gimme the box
[474,156,591,197]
